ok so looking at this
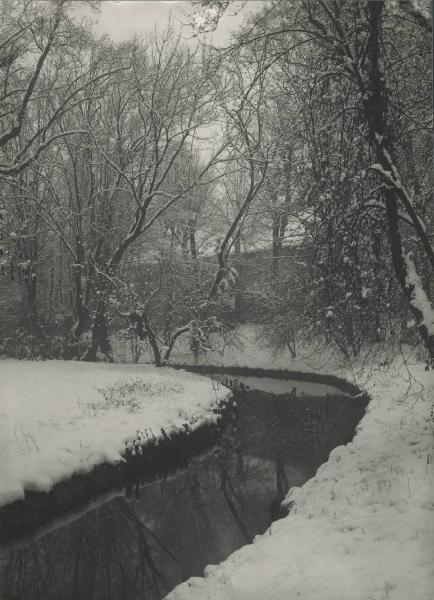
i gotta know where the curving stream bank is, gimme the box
[0,367,368,600]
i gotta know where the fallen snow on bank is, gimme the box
[168,336,434,600]
[0,360,229,508]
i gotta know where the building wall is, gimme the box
[0,245,306,337]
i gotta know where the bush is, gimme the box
[0,330,88,360]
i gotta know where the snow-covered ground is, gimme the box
[0,360,229,508]
[167,328,434,600]
[2,331,433,600]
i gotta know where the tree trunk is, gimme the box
[142,310,162,367]
[82,297,112,361]
[25,273,44,339]
[188,218,197,259]
[272,212,280,277]
[366,0,434,361]
[72,266,90,338]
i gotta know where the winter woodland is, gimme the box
[0,1,433,599]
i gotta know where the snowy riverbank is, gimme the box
[168,331,434,600]
[0,360,230,508]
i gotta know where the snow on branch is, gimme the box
[370,148,434,270]
[404,253,434,337]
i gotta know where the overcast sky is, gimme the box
[73,1,263,46]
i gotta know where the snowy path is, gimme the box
[167,332,434,600]
[0,360,229,508]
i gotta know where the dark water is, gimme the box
[0,376,367,600]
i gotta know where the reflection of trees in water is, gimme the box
[236,391,365,472]
[1,452,289,600]
[1,391,365,600]
[2,498,170,600]
[144,465,220,578]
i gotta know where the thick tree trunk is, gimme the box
[82,297,112,361]
[366,1,434,361]
[142,310,162,367]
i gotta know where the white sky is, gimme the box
[72,1,263,46]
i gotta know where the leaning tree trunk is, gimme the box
[365,1,434,362]
[142,310,162,367]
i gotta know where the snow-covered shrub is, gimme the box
[0,331,88,361]
[93,378,184,412]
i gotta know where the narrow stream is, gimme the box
[0,373,367,600]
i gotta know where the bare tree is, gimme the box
[80,30,226,360]
[0,0,129,177]
[209,45,276,297]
